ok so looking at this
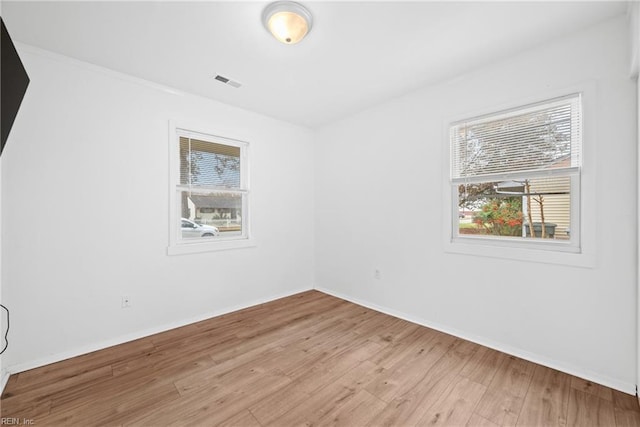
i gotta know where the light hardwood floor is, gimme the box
[1,290,639,426]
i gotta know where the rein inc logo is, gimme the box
[1,419,34,425]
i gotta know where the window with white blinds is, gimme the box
[450,94,582,249]
[169,125,250,254]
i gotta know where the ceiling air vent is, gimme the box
[214,74,241,88]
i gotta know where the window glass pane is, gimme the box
[458,176,571,240]
[179,137,241,188]
[180,191,243,238]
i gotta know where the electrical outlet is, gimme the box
[374,269,381,280]
[121,295,131,308]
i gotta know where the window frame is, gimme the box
[168,120,254,255]
[442,84,596,267]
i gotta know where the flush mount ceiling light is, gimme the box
[262,1,313,44]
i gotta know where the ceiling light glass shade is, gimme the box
[262,1,313,44]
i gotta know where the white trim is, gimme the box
[442,82,596,267]
[315,286,636,396]
[1,370,9,395]
[4,286,312,376]
[167,237,257,255]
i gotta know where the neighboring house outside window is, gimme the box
[168,122,251,255]
[449,93,582,253]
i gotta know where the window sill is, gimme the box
[444,237,595,268]
[167,238,256,255]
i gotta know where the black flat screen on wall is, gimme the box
[1,17,30,155]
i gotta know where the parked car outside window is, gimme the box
[181,218,219,238]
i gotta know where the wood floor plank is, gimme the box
[567,388,616,426]
[365,333,458,403]
[267,382,357,426]
[129,369,291,426]
[570,376,614,402]
[1,290,637,427]
[270,360,384,426]
[173,345,286,396]
[216,409,262,427]
[515,365,571,426]
[612,389,640,427]
[251,360,382,425]
[152,327,244,361]
[38,382,181,426]
[1,364,114,414]
[286,320,367,359]
[6,338,153,395]
[248,380,313,425]
[291,339,384,395]
[49,355,216,413]
[111,345,219,378]
[473,355,536,426]
[316,389,387,427]
[459,345,510,387]
[334,360,386,390]
[614,407,640,427]
[369,324,440,370]
[0,395,51,422]
[204,311,354,366]
[41,354,217,426]
[180,371,291,427]
[353,312,420,344]
[148,314,259,349]
[467,413,502,427]
[370,339,478,426]
[415,375,487,426]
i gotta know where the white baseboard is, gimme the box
[1,369,9,395]
[6,286,313,376]
[315,286,636,396]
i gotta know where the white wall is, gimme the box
[1,45,315,373]
[315,16,637,393]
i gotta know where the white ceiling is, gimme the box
[1,1,630,128]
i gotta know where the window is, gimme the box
[449,93,582,252]
[168,123,251,254]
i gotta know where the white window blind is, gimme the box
[179,136,243,191]
[451,94,582,182]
